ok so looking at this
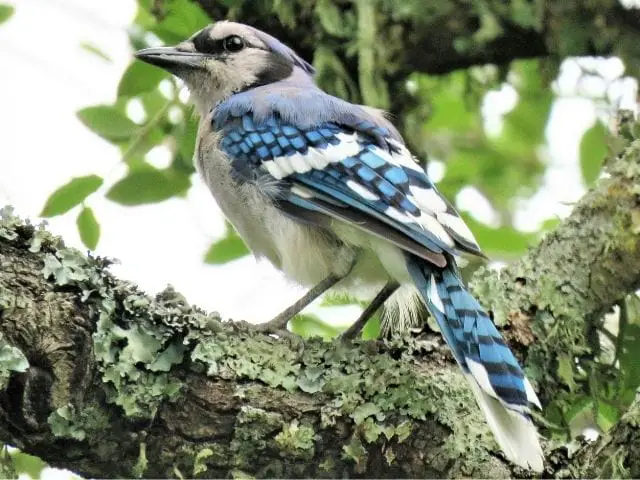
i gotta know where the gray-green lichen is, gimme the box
[0,205,519,476]
[4,111,640,476]
[48,403,109,441]
[0,332,28,391]
[274,420,315,459]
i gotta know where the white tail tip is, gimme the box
[466,374,544,472]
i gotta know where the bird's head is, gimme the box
[135,21,315,115]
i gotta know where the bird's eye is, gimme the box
[223,35,244,52]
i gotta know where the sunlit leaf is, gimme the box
[106,167,191,205]
[563,395,594,427]
[80,42,112,62]
[77,105,139,141]
[557,354,576,391]
[150,0,210,43]
[618,323,640,406]
[596,400,620,432]
[461,214,535,257]
[76,206,100,250]
[10,450,47,479]
[176,115,199,171]
[580,121,607,185]
[0,4,14,25]
[361,315,381,340]
[204,228,249,264]
[118,61,168,97]
[290,314,340,339]
[40,175,103,217]
[426,72,477,132]
[141,90,171,118]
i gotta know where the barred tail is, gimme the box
[406,257,544,472]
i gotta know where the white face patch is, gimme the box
[346,180,380,201]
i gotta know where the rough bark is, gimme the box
[1,114,640,478]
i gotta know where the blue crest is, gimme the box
[249,26,315,75]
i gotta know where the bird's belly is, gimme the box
[197,140,398,290]
[198,155,356,285]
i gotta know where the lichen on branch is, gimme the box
[2,114,640,477]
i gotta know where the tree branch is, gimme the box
[193,0,640,77]
[1,115,640,477]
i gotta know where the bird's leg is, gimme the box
[340,281,399,341]
[253,273,345,335]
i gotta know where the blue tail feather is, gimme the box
[406,257,530,409]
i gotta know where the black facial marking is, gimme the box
[245,51,294,90]
[193,29,246,57]
[192,28,220,54]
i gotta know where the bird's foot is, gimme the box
[252,311,291,336]
[251,315,304,352]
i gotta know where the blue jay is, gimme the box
[136,21,543,471]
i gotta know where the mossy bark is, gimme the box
[1,116,640,478]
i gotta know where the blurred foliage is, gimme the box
[0,446,47,480]
[30,0,640,461]
[0,3,13,25]
[204,221,250,264]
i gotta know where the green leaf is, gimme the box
[80,42,112,62]
[461,214,535,257]
[150,0,210,43]
[176,115,199,170]
[0,4,14,25]
[10,451,47,479]
[557,354,576,392]
[360,315,381,340]
[596,401,620,432]
[76,206,100,250]
[106,167,191,205]
[77,105,139,141]
[40,175,103,217]
[426,72,476,132]
[204,228,249,264]
[563,395,594,425]
[118,61,168,97]
[580,121,608,185]
[290,314,340,339]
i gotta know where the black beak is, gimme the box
[135,46,205,71]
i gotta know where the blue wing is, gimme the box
[216,113,482,267]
